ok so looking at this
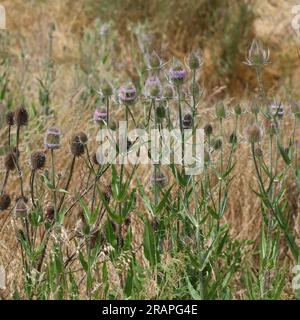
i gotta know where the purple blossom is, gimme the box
[93,108,108,124]
[169,65,187,85]
[44,127,61,150]
[144,76,162,98]
[118,84,137,105]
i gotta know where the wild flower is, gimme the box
[15,106,28,127]
[264,118,279,136]
[245,39,270,67]
[146,50,163,70]
[6,112,14,126]
[144,75,162,98]
[118,83,137,105]
[169,63,187,86]
[99,79,113,97]
[182,113,193,129]
[93,108,108,125]
[244,123,264,144]
[215,102,226,119]
[4,149,19,171]
[270,101,284,119]
[162,84,175,99]
[204,123,213,136]
[187,51,203,70]
[30,151,46,170]
[70,132,88,157]
[0,193,11,211]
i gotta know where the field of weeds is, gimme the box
[0,0,300,300]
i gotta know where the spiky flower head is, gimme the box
[14,197,28,218]
[245,39,270,67]
[204,123,213,136]
[145,76,162,98]
[182,113,193,129]
[15,106,28,127]
[151,171,168,188]
[163,84,175,99]
[234,104,242,116]
[250,99,261,115]
[229,132,237,145]
[187,51,203,70]
[270,101,284,119]
[155,105,166,120]
[244,124,264,144]
[99,79,113,97]
[146,50,163,70]
[215,102,226,119]
[0,193,11,211]
[118,83,137,106]
[4,148,19,171]
[44,127,61,150]
[291,101,300,120]
[70,132,87,157]
[94,108,108,125]
[212,137,222,150]
[6,111,15,126]
[31,151,46,170]
[169,63,187,86]
[264,118,279,136]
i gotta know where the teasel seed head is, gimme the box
[234,104,242,116]
[4,148,19,171]
[250,99,260,116]
[155,105,166,119]
[291,101,300,120]
[14,197,29,218]
[244,123,264,144]
[215,102,226,119]
[163,84,175,99]
[204,123,213,136]
[255,147,263,157]
[245,39,270,67]
[118,83,137,106]
[6,111,15,126]
[31,151,46,170]
[70,133,87,157]
[146,50,163,70]
[99,79,113,97]
[212,137,222,150]
[169,64,187,86]
[94,108,108,125]
[187,51,203,70]
[0,193,11,211]
[151,171,168,188]
[45,205,55,222]
[144,76,162,98]
[229,132,237,145]
[44,127,61,150]
[15,106,28,127]
[182,113,193,129]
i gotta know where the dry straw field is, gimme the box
[0,0,300,299]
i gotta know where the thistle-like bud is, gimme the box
[70,132,87,157]
[187,51,203,70]
[291,101,300,120]
[270,101,284,119]
[118,83,137,105]
[45,127,61,150]
[144,76,162,98]
[31,151,46,170]
[204,123,213,136]
[6,112,15,126]
[94,108,108,125]
[245,39,270,67]
[146,50,163,70]
[250,99,260,116]
[45,205,55,222]
[212,137,222,150]
[264,118,279,136]
[163,84,174,99]
[156,105,166,119]
[182,113,193,129]
[99,79,113,97]
[244,124,263,144]
[169,64,187,86]
[255,147,263,157]
[15,106,28,127]
[215,102,226,119]
[0,193,11,211]
[234,104,242,116]
[14,197,28,218]
[4,148,19,171]
[229,132,237,145]
[151,171,168,188]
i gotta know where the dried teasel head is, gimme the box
[0,193,11,211]
[203,123,213,136]
[14,106,28,127]
[30,151,46,170]
[4,148,19,171]
[245,39,270,67]
[14,197,29,218]
[70,132,88,157]
[6,111,15,126]
[44,127,61,150]
[182,113,193,129]
[244,123,264,144]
